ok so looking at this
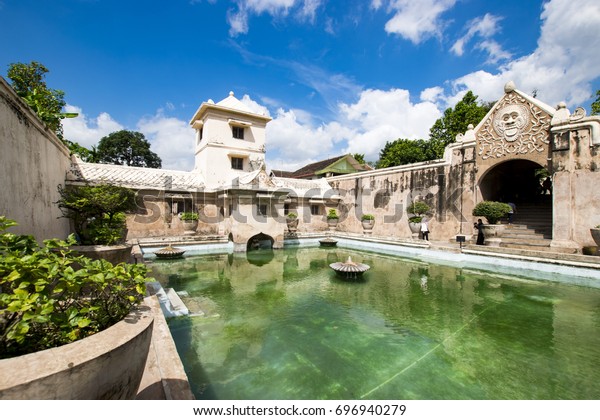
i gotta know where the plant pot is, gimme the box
[0,304,154,399]
[481,224,506,246]
[286,218,299,233]
[182,220,198,235]
[408,221,421,239]
[361,219,375,235]
[327,218,338,232]
[590,228,600,248]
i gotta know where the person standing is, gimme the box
[475,219,485,245]
[507,202,517,224]
[421,219,430,241]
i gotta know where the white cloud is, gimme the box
[379,0,457,44]
[241,94,271,117]
[340,88,441,158]
[444,0,600,108]
[450,13,509,64]
[227,0,321,36]
[62,105,124,148]
[136,111,196,171]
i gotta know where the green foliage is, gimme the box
[0,217,150,358]
[472,201,511,225]
[286,212,298,219]
[361,214,375,221]
[407,201,430,216]
[180,212,199,221]
[97,130,162,168]
[327,209,339,220]
[7,61,77,140]
[353,153,366,164]
[64,140,99,163]
[56,184,136,245]
[408,216,423,223]
[591,90,600,116]
[427,91,493,158]
[376,138,429,168]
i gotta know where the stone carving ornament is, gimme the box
[478,92,550,159]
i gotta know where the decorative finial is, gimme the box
[556,101,567,109]
[504,81,516,93]
[229,91,234,97]
[467,124,474,130]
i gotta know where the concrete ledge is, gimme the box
[136,296,195,400]
[0,304,153,399]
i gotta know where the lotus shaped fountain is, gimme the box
[329,256,370,278]
[154,244,186,259]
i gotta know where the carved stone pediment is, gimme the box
[477,92,551,160]
[238,169,277,189]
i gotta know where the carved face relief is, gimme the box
[493,104,529,142]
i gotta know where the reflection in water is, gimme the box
[151,248,600,400]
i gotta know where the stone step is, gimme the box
[499,242,554,251]
[501,237,553,246]
[503,232,550,240]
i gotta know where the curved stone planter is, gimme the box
[70,244,134,265]
[286,218,299,233]
[590,228,600,247]
[327,218,339,232]
[408,221,421,239]
[182,220,198,235]
[0,304,154,400]
[482,224,506,246]
[362,219,375,235]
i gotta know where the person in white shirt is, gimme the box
[421,219,429,241]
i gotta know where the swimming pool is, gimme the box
[149,246,600,399]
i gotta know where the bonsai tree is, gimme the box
[361,214,375,221]
[0,216,149,358]
[472,201,512,225]
[327,209,339,220]
[179,212,199,221]
[56,183,136,245]
[407,201,430,223]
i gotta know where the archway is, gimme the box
[246,232,274,266]
[478,159,545,203]
[247,232,274,251]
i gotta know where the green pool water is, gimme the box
[150,247,600,400]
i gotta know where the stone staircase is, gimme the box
[499,198,553,251]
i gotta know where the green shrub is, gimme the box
[327,209,339,220]
[408,216,423,223]
[0,217,150,359]
[472,201,512,224]
[286,212,298,219]
[56,183,136,245]
[407,201,430,223]
[361,214,375,221]
[180,212,199,221]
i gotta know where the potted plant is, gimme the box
[361,214,375,234]
[407,201,430,238]
[0,216,153,399]
[590,224,600,248]
[179,212,199,235]
[286,212,299,233]
[327,209,339,231]
[472,201,512,246]
[56,183,137,264]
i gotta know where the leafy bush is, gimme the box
[407,201,430,223]
[0,217,150,359]
[286,212,298,219]
[327,209,339,220]
[180,212,199,221]
[361,214,375,221]
[56,183,136,245]
[472,201,512,224]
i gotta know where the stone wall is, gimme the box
[0,77,71,240]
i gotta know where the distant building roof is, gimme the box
[273,154,370,179]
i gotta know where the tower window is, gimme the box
[231,157,244,170]
[232,126,244,139]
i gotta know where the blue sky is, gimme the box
[1,0,599,171]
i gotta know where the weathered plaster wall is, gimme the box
[329,146,477,242]
[0,77,71,240]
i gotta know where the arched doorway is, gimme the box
[247,232,274,251]
[478,159,545,203]
[246,232,274,266]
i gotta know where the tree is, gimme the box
[7,61,76,140]
[353,153,366,164]
[427,91,492,158]
[591,90,600,116]
[64,140,99,163]
[376,138,428,168]
[96,130,162,168]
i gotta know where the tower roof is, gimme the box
[189,91,271,125]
